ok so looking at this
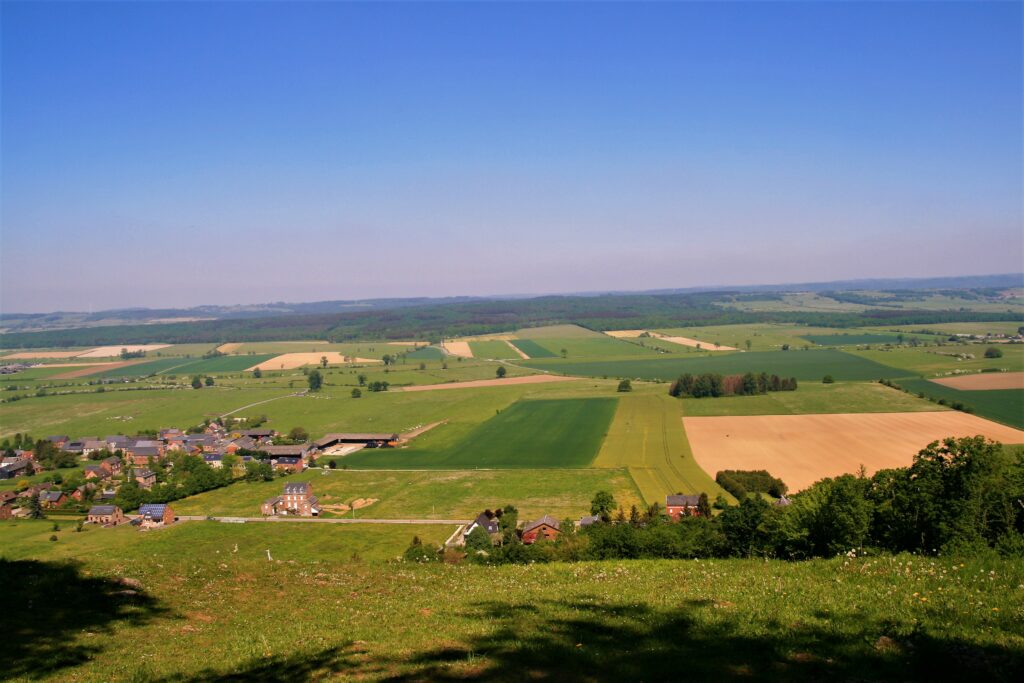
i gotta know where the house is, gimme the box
[98,490,118,502]
[0,502,14,520]
[522,516,561,544]
[87,505,126,526]
[84,465,111,481]
[137,503,175,528]
[665,494,702,520]
[128,447,162,467]
[0,458,33,480]
[0,491,17,505]
[82,439,109,457]
[203,454,224,469]
[134,469,157,489]
[39,490,66,508]
[262,444,311,459]
[578,514,602,528]
[240,429,274,440]
[774,495,792,507]
[100,455,123,476]
[64,440,86,456]
[261,482,321,517]
[463,512,501,542]
[272,456,304,473]
[47,435,70,448]
[105,435,132,451]
[71,483,95,502]
[315,433,399,450]
[159,428,184,441]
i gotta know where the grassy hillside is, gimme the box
[2,521,1021,682]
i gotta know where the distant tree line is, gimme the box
[668,372,797,398]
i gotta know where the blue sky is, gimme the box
[2,1,1021,312]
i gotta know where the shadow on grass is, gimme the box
[150,597,1024,682]
[0,558,168,681]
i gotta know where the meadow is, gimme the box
[847,344,1024,377]
[520,349,911,382]
[341,397,619,469]
[892,378,1024,429]
[172,467,642,520]
[2,528,1021,682]
[509,338,558,358]
[802,332,911,346]
[468,340,518,359]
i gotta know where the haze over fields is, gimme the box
[2,1,1022,312]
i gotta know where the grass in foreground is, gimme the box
[2,535,1021,682]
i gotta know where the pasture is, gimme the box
[892,378,1024,429]
[172,467,642,521]
[520,349,911,382]
[405,346,445,360]
[509,339,558,358]
[847,344,1024,377]
[89,357,208,378]
[165,353,278,374]
[803,332,909,346]
[341,397,618,469]
[468,340,519,359]
[684,411,1024,491]
[593,393,731,503]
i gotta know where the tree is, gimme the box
[590,490,616,520]
[560,348,568,358]
[465,525,493,552]
[617,379,632,392]
[307,369,323,392]
[496,366,507,379]
[320,356,328,368]
[28,492,45,519]
[244,460,274,482]
[984,347,1003,358]
[781,344,790,351]
[697,492,712,517]
[204,376,214,386]
[288,426,309,442]
[628,505,641,527]
[252,367,262,379]
[822,375,834,384]
[191,375,203,389]
[745,339,752,351]
[357,374,367,386]
[351,388,362,398]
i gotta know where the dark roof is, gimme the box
[283,482,310,495]
[101,455,121,465]
[666,494,701,507]
[135,469,155,478]
[88,505,119,515]
[132,446,161,457]
[523,515,561,533]
[203,454,223,460]
[47,435,69,442]
[275,456,302,465]
[39,491,64,502]
[138,503,168,517]
[579,514,602,527]
[240,429,274,438]
[314,433,398,447]
[133,440,162,448]
[466,513,500,535]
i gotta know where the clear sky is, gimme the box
[2,1,1021,313]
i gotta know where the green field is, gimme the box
[405,346,445,360]
[90,357,206,378]
[342,397,619,469]
[157,353,277,374]
[173,467,642,521]
[468,340,519,359]
[2,526,1021,682]
[847,344,1024,377]
[892,379,1024,430]
[521,349,911,382]
[678,381,947,417]
[877,321,1024,337]
[516,324,603,338]
[594,393,731,504]
[803,332,910,346]
[510,338,559,358]
[656,323,863,351]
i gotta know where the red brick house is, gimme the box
[0,502,13,520]
[665,494,701,520]
[100,455,122,476]
[87,505,126,526]
[261,482,321,517]
[39,490,66,508]
[522,515,561,544]
[271,456,304,473]
[134,469,157,489]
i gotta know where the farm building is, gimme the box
[463,513,500,542]
[578,514,602,528]
[0,458,33,480]
[522,516,561,544]
[272,456,304,473]
[665,494,702,520]
[137,503,175,528]
[87,505,126,526]
[315,433,399,450]
[261,482,321,517]
[38,490,66,508]
[262,444,311,459]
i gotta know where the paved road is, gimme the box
[177,515,467,525]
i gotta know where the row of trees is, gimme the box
[716,470,788,499]
[413,437,1023,564]
[668,372,797,398]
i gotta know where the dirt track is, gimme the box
[931,372,1024,391]
[399,374,579,392]
[684,411,1024,492]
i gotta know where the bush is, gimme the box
[617,379,632,392]
[822,375,834,384]
[984,347,1003,358]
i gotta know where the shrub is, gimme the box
[822,375,834,384]
[984,347,1003,358]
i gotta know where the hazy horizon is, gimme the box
[3,1,1021,312]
